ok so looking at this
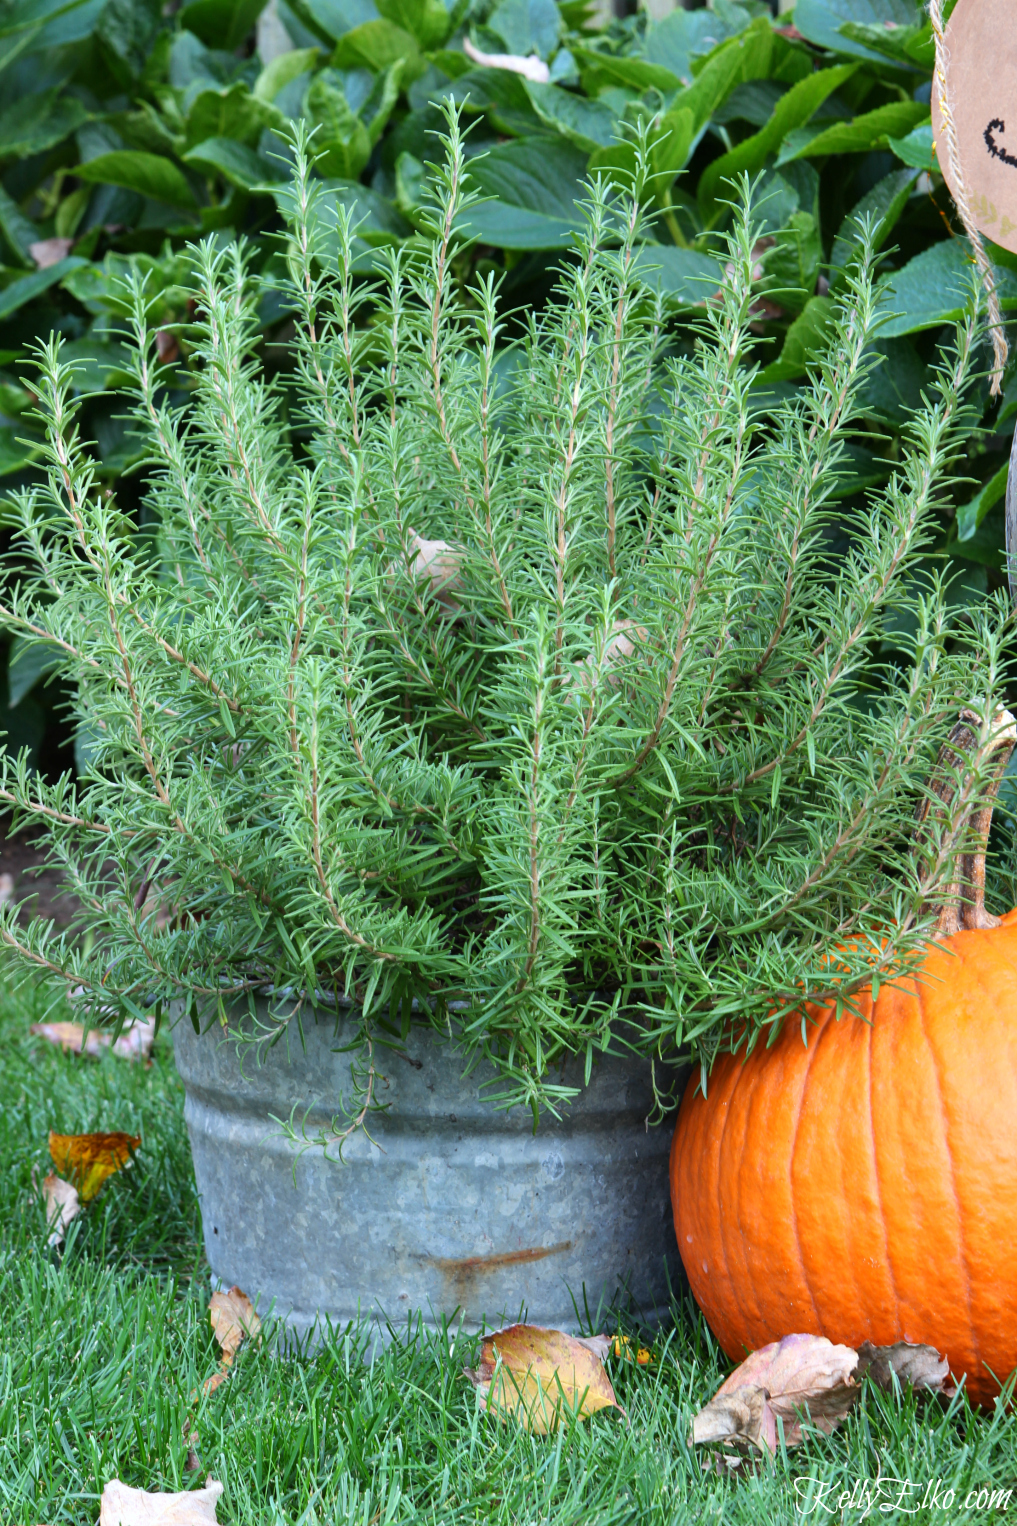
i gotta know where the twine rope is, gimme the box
[929,0,1008,395]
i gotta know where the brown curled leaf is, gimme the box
[692,1333,860,1455]
[854,1340,952,1394]
[199,1286,262,1394]
[692,1383,772,1452]
[209,1285,261,1366]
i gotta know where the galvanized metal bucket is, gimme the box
[172,1002,685,1345]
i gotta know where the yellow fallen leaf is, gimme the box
[40,1171,79,1247]
[48,1130,140,1202]
[99,1476,222,1525]
[466,1324,622,1434]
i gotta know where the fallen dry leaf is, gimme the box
[32,1021,110,1058]
[854,1340,951,1394]
[29,237,73,269]
[694,1333,955,1463]
[48,1130,140,1202]
[209,1286,260,1363]
[99,1476,222,1526]
[466,1324,622,1434]
[725,1333,859,1443]
[405,530,464,616]
[693,1334,859,1455]
[32,1019,156,1062]
[112,1019,157,1062]
[693,1383,770,1451]
[200,1286,261,1394]
[39,1171,80,1247]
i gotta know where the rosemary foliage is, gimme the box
[1,113,1011,1119]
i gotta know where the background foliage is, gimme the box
[1,0,1014,775]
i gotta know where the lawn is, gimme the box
[2,958,1016,1525]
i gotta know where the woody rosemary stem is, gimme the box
[915,706,1017,937]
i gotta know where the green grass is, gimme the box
[2,963,1016,1525]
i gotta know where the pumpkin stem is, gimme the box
[915,706,1017,937]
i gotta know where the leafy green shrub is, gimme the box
[0,0,1009,458]
[0,117,1010,1117]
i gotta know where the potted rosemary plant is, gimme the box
[0,113,1008,1340]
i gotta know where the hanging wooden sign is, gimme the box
[931,0,1017,255]
[928,0,1015,593]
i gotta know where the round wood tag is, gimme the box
[931,0,1017,255]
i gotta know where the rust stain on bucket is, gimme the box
[423,1238,574,1304]
[424,1240,573,1276]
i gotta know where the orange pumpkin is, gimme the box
[671,710,1017,1406]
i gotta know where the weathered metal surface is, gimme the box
[172,1004,686,1345]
